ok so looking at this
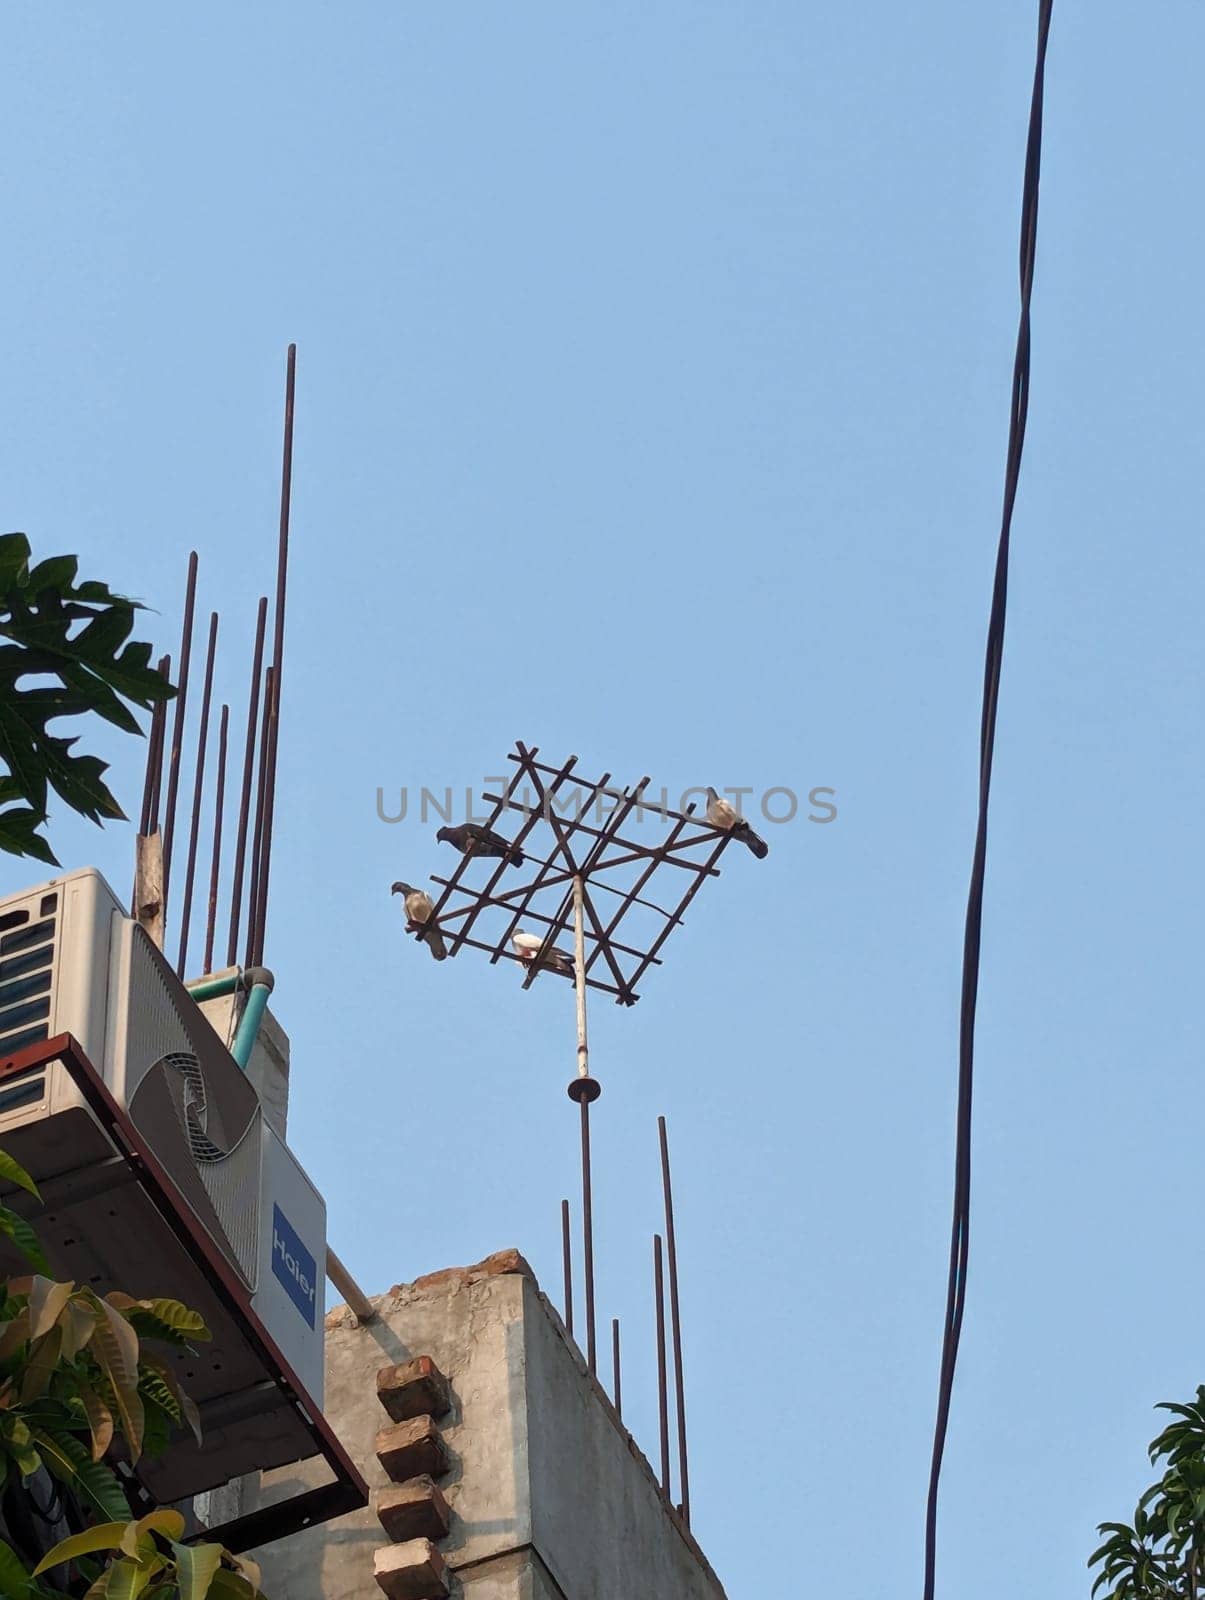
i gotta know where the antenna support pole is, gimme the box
[567,875,601,1373]
[573,874,589,1079]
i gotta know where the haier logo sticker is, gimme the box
[272,1204,317,1328]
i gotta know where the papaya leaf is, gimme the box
[0,539,175,862]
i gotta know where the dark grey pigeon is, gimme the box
[436,822,525,866]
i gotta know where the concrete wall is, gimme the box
[251,1253,726,1600]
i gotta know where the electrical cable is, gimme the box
[922,4,1054,1596]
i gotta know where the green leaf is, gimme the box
[0,543,175,861]
[76,1379,115,1460]
[26,556,79,595]
[0,807,58,867]
[169,1541,224,1600]
[0,535,32,593]
[120,1298,211,1344]
[132,1509,185,1545]
[98,1554,153,1600]
[19,1322,63,1402]
[3,1414,43,1478]
[0,1207,51,1274]
[207,1572,259,1600]
[0,1149,40,1200]
[33,1520,130,1574]
[0,1538,33,1598]
[36,1427,131,1521]
[139,1352,201,1445]
[28,1276,74,1341]
[88,1294,145,1459]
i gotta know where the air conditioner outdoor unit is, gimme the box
[0,866,328,1499]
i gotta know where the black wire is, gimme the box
[922,4,1054,1597]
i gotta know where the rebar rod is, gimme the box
[654,1233,670,1499]
[659,1115,690,1525]
[162,551,199,912]
[176,611,218,978]
[204,704,229,975]
[227,597,268,968]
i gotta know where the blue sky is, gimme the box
[2,4,1203,1596]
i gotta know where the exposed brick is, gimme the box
[376,1476,451,1544]
[396,1248,534,1297]
[375,1415,449,1483]
[373,1539,449,1600]
[378,1356,452,1423]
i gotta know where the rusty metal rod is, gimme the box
[251,344,297,967]
[132,662,170,917]
[520,780,649,997]
[176,612,218,978]
[529,761,636,998]
[433,927,630,999]
[467,823,717,901]
[561,1199,573,1337]
[516,772,645,993]
[245,665,274,968]
[148,655,171,835]
[427,883,660,963]
[504,750,713,832]
[486,780,716,874]
[501,854,677,921]
[138,689,162,837]
[227,597,268,968]
[654,1233,670,1499]
[612,1317,622,1420]
[251,668,279,965]
[162,551,198,912]
[659,1115,690,1526]
[584,807,696,977]
[204,704,229,976]
[464,751,597,961]
[427,744,558,943]
[577,879,631,998]
[625,832,731,994]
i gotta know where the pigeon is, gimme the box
[391,881,447,961]
[705,787,769,860]
[511,929,574,978]
[436,822,525,866]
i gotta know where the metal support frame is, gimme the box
[0,1033,368,1551]
[419,742,736,1007]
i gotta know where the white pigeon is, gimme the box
[511,929,574,977]
[705,786,769,860]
